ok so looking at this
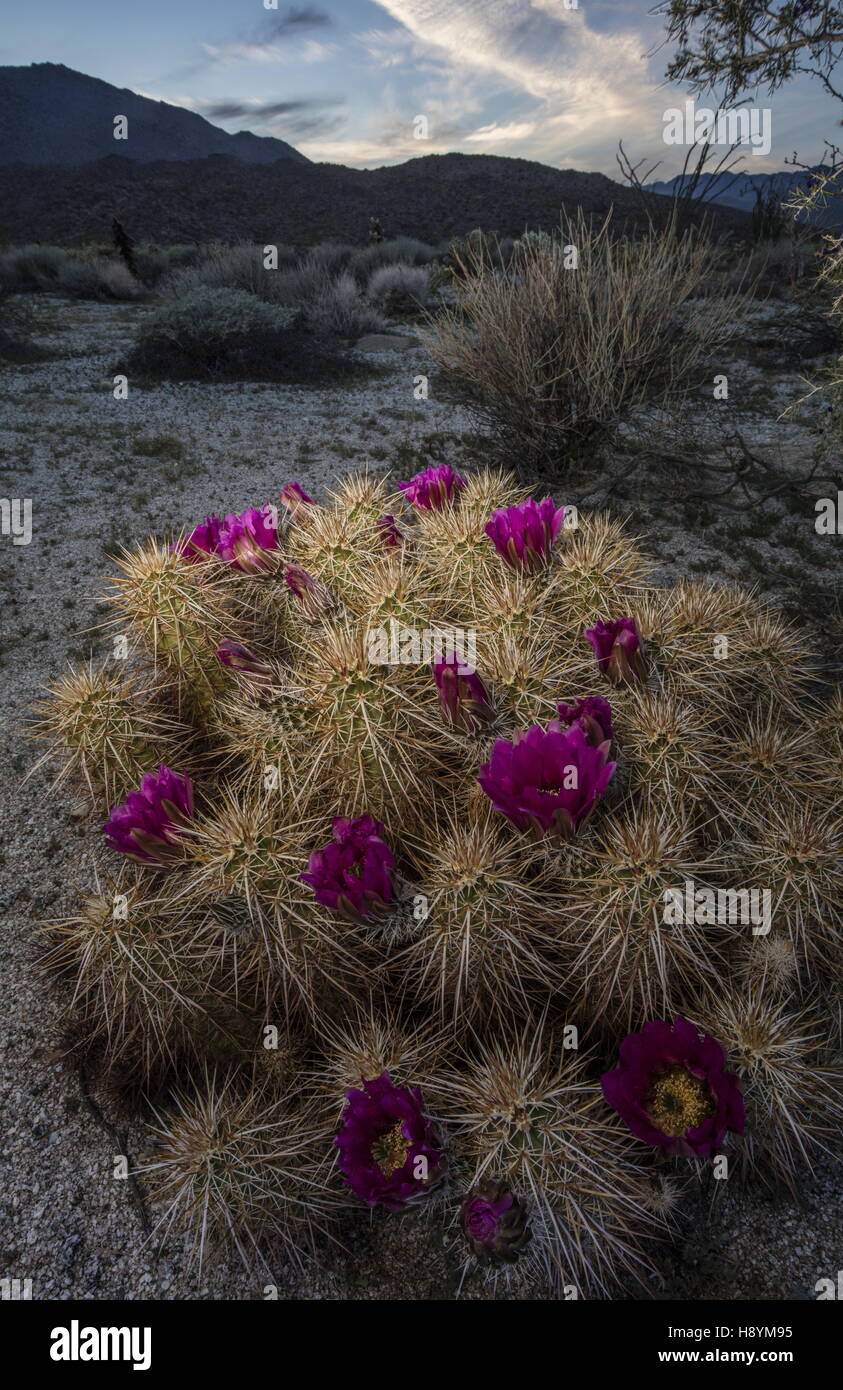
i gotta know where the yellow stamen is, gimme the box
[646,1066,715,1137]
[371,1121,410,1176]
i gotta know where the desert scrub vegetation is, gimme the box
[367,263,430,315]
[0,278,42,363]
[423,213,748,477]
[161,244,387,340]
[0,243,145,300]
[123,287,350,382]
[304,271,386,339]
[161,242,299,301]
[158,237,446,338]
[33,466,842,1294]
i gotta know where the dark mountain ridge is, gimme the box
[0,151,750,248]
[0,62,308,165]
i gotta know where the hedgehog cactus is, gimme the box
[34,466,842,1295]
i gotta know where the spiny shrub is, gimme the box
[424,213,747,476]
[138,1068,337,1271]
[34,466,841,1293]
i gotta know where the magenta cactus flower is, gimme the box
[216,507,279,573]
[175,515,222,563]
[556,695,614,748]
[103,765,194,867]
[460,1178,531,1264]
[284,563,333,621]
[280,482,314,517]
[584,617,646,685]
[334,1071,442,1211]
[377,514,404,548]
[478,719,616,840]
[432,651,492,731]
[601,1017,745,1158]
[484,497,566,572]
[216,640,275,690]
[397,464,465,511]
[300,814,395,923]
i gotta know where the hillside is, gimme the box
[0,151,749,247]
[0,62,307,165]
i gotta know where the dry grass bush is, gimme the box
[422,212,748,476]
[367,262,430,314]
[161,242,298,300]
[0,243,145,300]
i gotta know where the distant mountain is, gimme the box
[0,63,308,165]
[644,169,843,230]
[0,150,749,248]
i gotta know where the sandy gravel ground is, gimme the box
[0,293,840,1300]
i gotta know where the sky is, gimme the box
[2,0,840,176]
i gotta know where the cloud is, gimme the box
[264,5,333,36]
[357,0,664,168]
[464,120,538,143]
[197,93,347,140]
[183,6,335,72]
[203,97,344,122]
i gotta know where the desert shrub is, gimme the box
[367,262,430,314]
[348,236,438,283]
[700,236,815,299]
[446,228,507,278]
[94,259,144,300]
[161,243,293,302]
[132,243,201,286]
[305,271,385,338]
[0,282,41,363]
[511,229,555,259]
[423,213,746,476]
[125,286,313,379]
[34,466,842,1291]
[159,246,380,339]
[0,243,143,300]
[0,244,73,291]
[302,242,356,275]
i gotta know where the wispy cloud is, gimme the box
[198,93,346,139]
[364,0,656,162]
[264,5,333,37]
[175,5,335,74]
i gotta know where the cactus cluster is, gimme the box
[35,465,842,1295]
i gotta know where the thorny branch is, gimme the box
[594,428,841,512]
